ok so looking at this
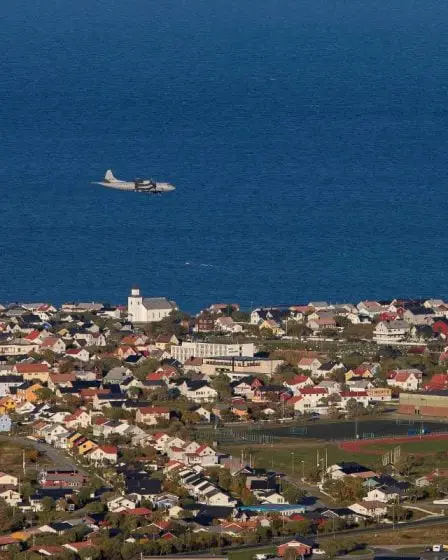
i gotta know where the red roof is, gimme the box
[0,536,19,545]
[426,374,448,389]
[64,542,96,551]
[24,331,42,341]
[15,363,49,373]
[289,375,311,385]
[139,407,170,415]
[298,358,316,365]
[287,396,303,404]
[146,372,165,381]
[123,507,152,516]
[99,445,118,455]
[341,391,368,397]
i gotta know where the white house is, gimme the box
[0,472,18,486]
[366,487,399,503]
[136,407,171,425]
[65,348,90,363]
[387,369,422,391]
[107,496,137,512]
[373,321,410,344]
[87,445,118,464]
[0,489,21,507]
[178,380,218,403]
[127,287,177,323]
[349,500,387,519]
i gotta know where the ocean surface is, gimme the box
[1,0,448,311]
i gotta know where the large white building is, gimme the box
[171,341,255,363]
[127,287,177,323]
[373,320,410,345]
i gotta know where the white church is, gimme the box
[127,287,178,323]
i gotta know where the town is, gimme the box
[0,289,447,560]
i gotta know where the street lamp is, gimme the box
[301,460,305,480]
[291,452,295,475]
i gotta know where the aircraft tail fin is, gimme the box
[105,169,116,182]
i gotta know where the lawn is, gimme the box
[0,440,50,479]
[222,436,448,479]
[221,440,383,477]
[228,544,276,560]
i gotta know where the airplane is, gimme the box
[93,170,176,194]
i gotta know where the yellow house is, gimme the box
[17,383,43,403]
[0,397,16,414]
[345,368,374,382]
[77,440,97,455]
[259,319,285,336]
[67,432,84,448]
[57,328,70,337]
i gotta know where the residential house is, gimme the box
[136,406,171,426]
[215,317,243,333]
[349,500,387,519]
[373,321,410,344]
[0,472,18,486]
[178,380,218,403]
[284,374,314,394]
[366,486,400,503]
[107,496,137,513]
[403,306,436,325]
[312,361,345,379]
[13,363,50,383]
[65,348,90,362]
[231,376,264,399]
[277,538,314,557]
[87,445,118,464]
[40,337,67,354]
[0,415,11,432]
[297,358,322,372]
[17,382,43,403]
[155,334,179,349]
[340,391,370,408]
[433,319,448,338]
[387,369,422,391]
[0,489,21,507]
[65,409,91,429]
[48,373,76,391]
[326,462,374,481]
[0,375,24,397]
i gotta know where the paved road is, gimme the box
[0,434,87,474]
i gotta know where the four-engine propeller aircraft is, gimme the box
[93,170,176,194]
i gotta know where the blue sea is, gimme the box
[1,0,448,311]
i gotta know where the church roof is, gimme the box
[142,298,176,310]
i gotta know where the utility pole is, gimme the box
[291,452,295,475]
[301,460,305,480]
[23,450,26,476]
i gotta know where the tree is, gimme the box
[181,411,201,425]
[282,483,306,504]
[211,374,232,400]
[132,358,162,381]
[59,359,75,373]
[35,387,56,403]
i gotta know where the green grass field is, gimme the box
[228,544,276,560]
[0,440,50,479]
[222,436,448,478]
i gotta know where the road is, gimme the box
[0,434,87,474]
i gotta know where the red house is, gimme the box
[278,538,314,557]
[425,374,448,391]
[433,319,448,337]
